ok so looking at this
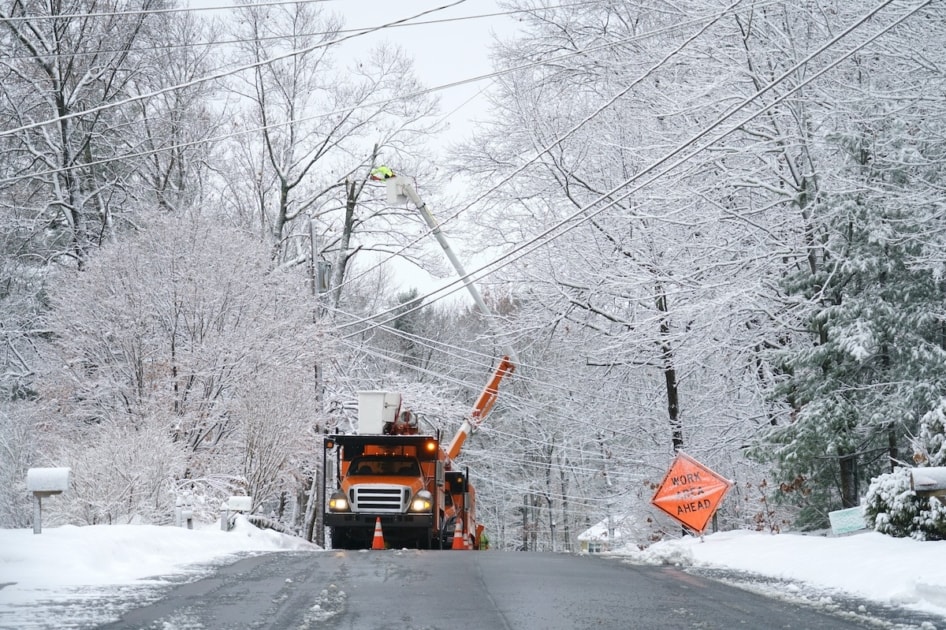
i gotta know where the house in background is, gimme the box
[578,515,637,553]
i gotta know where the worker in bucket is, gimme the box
[370,165,395,180]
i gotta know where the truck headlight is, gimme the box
[328,491,349,512]
[409,490,433,512]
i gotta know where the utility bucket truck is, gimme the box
[323,172,516,550]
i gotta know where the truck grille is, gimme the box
[349,485,411,513]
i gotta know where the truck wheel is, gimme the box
[329,527,351,550]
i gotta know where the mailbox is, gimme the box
[226,496,253,512]
[221,495,253,531]
[27,467,71,494]
[910,467,946,498]
[27,467,71,534]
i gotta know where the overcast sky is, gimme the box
[188,0,518,149]
[328,1,516,146]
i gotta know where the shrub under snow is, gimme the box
[864,467,946,541]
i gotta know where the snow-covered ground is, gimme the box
[616,530,946,628]
[2,520,946,629]
[0,518,316,630]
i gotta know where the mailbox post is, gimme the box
[26,467,71,534]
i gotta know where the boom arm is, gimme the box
[383,174,518,460]
[445,355,515,460]
[385,176,519,366]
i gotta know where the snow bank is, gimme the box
[0,517,317,607]
[617,530,946,617]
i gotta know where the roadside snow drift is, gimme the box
[618,530,946,618]
[0,517,316,629]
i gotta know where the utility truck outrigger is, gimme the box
[323,172,517,550]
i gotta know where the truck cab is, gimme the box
[325,433,446,549]
[323,377,502,551]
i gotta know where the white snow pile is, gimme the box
[616,529,946,619]
[0,516,317,628]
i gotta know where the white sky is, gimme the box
[2,519,946,628]
[327,0,516,147]
[191,0,518,149]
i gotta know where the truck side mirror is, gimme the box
[445,471,467,493]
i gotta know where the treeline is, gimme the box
[2,0,946,548]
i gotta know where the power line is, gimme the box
[4,0,928,402]
[331,0,928,342]
[0,0,334,22]
[325,0,779,311]
[323,0,934,469]
[0,0,778,185]
[328,0,764,336]
[0,1,599,61]
[203,0,910,397]
[330,321,688,449]
[330,303,653,412]
[0,0,470,139]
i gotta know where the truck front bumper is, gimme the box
[325,512,434,528]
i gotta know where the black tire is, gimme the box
[329,527,353,550]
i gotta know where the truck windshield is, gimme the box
[349,457,420,476]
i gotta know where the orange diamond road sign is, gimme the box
[651,452,732,533]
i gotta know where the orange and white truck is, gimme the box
[323,171,517,550]
[324,357,512,549]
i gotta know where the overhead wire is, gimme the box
[329,0,928,342]
[0,0,335,21]
[362,351,657,504]
[6,0,908,416]
[0,0,600,61]
[0,1,777,185]
[0,0,596,23]
[341,3,929,347]
[310,0,927,463]
[329,316,689,448]
[333,340,654,468]
[315,0,783,301]
[359,2,926,522]
[3,0,926,460]
[3,2,914,528]
[0,0,470,139]
[328,300,652,414]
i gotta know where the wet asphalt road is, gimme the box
[94,550,891,630]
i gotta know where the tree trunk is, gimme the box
[303,471,319,542]
[656,286,683,451]
[839,454,858,508]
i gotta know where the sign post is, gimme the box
[651,452,731,534]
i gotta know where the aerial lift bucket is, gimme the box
[385,177,409,205]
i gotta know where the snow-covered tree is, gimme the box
[37,212,324,524]
[759,2,946,526]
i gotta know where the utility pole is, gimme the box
[304,216,330,547]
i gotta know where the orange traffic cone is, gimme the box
[452,518,465,550]
[371,517,385,550]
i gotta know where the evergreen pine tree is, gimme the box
[761,116,946,529]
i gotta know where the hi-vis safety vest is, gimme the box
[371,165,394,180]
